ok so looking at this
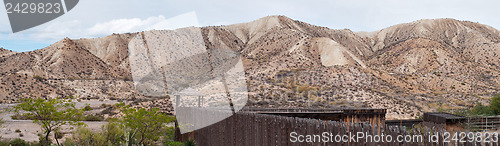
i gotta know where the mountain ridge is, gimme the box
[0,16,498,119]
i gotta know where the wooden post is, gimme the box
[198,96,201,107]
[176,95,180,111]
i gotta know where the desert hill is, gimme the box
[0,16,498,119]
[0,48,15,57]
[0,48,11,54]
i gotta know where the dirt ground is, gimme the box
[0,100,116,142]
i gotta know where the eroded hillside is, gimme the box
[0,16,498,119]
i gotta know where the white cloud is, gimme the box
[30,12,200,42]
[3,0,500,52]
[31,20,83,41]
[88,11,200,36]
[88,18,145,35]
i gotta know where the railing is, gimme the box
[465,116,500,131]
[240,107,343,113]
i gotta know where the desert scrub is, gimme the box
[84,114,104,121]
[83,105,93,111]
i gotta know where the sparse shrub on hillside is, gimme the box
[33,75,46,81]
[471,102,493,115]
[297,85,310,93]
[83,105,93,111]
[454,95,500,116]
[84,114,103,121]
[100,103,109,108]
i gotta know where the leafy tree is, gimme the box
[455,95,500,116]
[12,98,84,146]
[471,102,493,115]
[121,106,176,145]
[62,107,177,146]
[489,95,500,114]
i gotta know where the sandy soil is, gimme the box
[0,100,118,142]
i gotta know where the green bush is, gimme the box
[163,127,182,146]
[65,122,123,146]
[12,98,85,145]
[38,133,51,146]
[0,140,9,146]
[164,127,176,142]
[163,141,184,146]
[471,102,494,115]
[55,130,64,139]
[455,95,500,116]
[121,107,176,145]
[9,138,28,146]
[69,127,106,146]
[163,140,196,146]
[83,105,93,111]
[62,138,76,146]
[184,140,196,146]
[101,120,123,144]
[100,103,108,108]
[84,114,103,121]
[10,114,29,120]
[490,95,500,114]
[11,106,178,146]
[33,75,46,81]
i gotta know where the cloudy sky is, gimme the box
[1,0,500,52]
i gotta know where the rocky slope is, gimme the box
[0,16,498,119]
[0,48,15,57]
[0,48,10,54]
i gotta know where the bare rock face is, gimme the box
[0,16,498,119]
[75,33,137,71]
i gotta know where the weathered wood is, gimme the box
[174,108,486,146]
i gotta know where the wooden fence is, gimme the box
[466,116,500,131]
[175,109,500,146]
